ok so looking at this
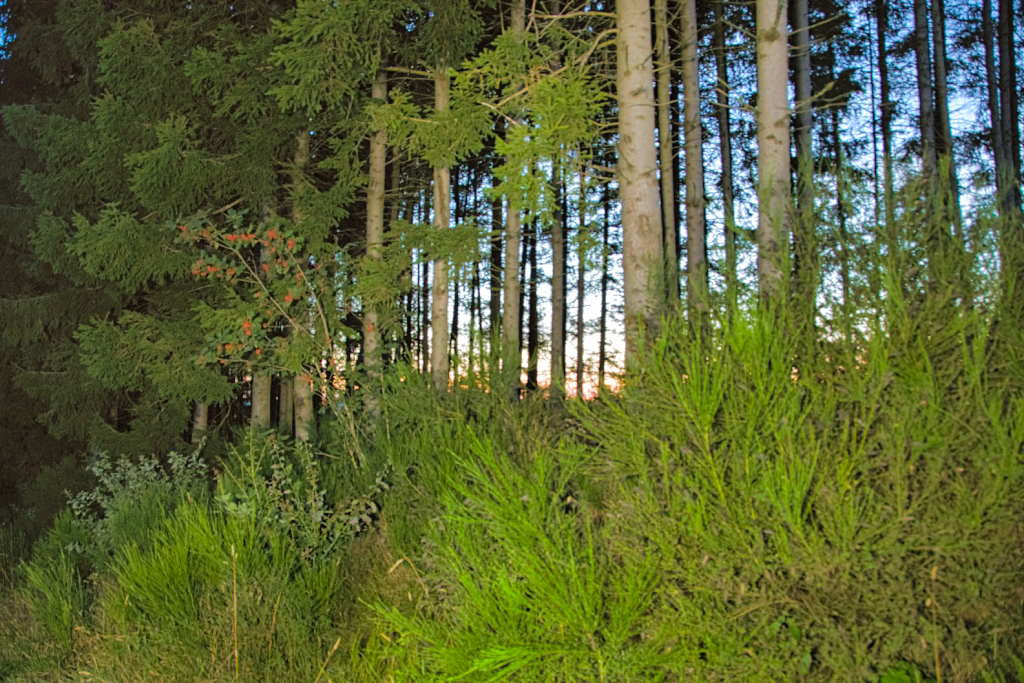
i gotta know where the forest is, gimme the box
[1,0,1023,680]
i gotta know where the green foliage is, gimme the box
[375,435,676,682]
[68,445,210,569]
[571,311,1024,681]
[17,511,91,658]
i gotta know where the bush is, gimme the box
[572,311,1024,682]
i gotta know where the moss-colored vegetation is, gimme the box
[1,298,1023,683]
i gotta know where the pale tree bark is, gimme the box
[292,130,314,442]
[190,402,208,444]
[714,0,738,313]
[502,0,526,399]
[363,69,387,415]
[791,0,815,342]
[681,0,708,335]
[655,0,678,302]
[431,68,452,393]
[617,0,663,365]
[756,0,791,302]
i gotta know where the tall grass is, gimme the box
[1,301,1022,682]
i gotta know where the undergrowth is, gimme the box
[1,303,1022,682]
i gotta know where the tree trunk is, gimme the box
[527,217,539,393]
[490,161,503,367]
[191,402,208,444]
[913,0,936,184]
[550,162,566,401]
[930,0,961,231]
[279,376,293,437]
[715,0,738,313]
[364,69,387,416]
[599,184,610,391]
[656,0,678,303]
[291,129,315,441]
[294,372,313,442]
[681,0,708,335]
[876,0,896,242]
[431,68,451,393]
[791,0,815,343]
[984,0,1008,209]
[502,0,526,399]
[756,0,791,302]
[617,0,663,365]
[829,47,853,347]
[999,0,1021,208]
[576,191,586,400]
[451,167,463,381]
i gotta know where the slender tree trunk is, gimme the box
[502,0,526,399]
[656,0,678,302]
[756,0,791,302]
[431,68,451,393]
[791,0,815,345]
[550,162,566,401]
[985,0,1009,209]
[930,0,962,233]
[829,47,853,347]
[576,191,586,400]
[490,159,503,367]
[364,70,387,417]
[681,0,708,335]
[252,198,273,430]
[191,402,208,444]
[292,130,314,442]
[617,0,663,365]
[876,0,896,234]
[715,0,738,314]
[527,218,539,392]
[913,0,936,184]
[598,184,610,391]
[999,0,1021,208]
[451,166,463,381]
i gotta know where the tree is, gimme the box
[791,0,816,345]
[681,0,708,334]
[756,0,791,302]
[502,0,527,398]
[616,0,663,364]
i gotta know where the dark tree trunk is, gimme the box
[791,0,816,349]
[876,0,896,233]
[550,162,566,401]
[714,0,738,314]
[599,184,611,391]
[527,218,539,393]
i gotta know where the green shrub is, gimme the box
[571,311,1024,682]
[84,430,387,682]
[18,521,88,658]
[69,443,211,571]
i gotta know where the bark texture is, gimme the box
[681,0,707,333]
[617,0,663,364]
[431,68,451,392]
[755,0,791,302]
